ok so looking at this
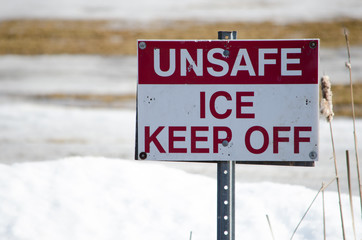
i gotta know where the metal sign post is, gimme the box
[217,161,235,240]
[217,31,236,240]
[136,33,320,240]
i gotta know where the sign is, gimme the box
[136,39,319,162]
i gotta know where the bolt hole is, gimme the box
[139,152,147,160]
[139,42,146,49]
[223,50,230,57]
[224,200,228,205]
[224,185,229,190]
[222,140,229,147]
[309,151,317,159]
[309,41,317,49]
[224,231,229,236]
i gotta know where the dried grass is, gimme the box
[1,18,362,55]
[2,19,362,116]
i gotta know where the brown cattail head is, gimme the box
[320,75,334,122]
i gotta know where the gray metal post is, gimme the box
[217,31,236,240]
[217,161,235,240]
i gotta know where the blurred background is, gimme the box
[0,0,362,191]
[1,1,362,239]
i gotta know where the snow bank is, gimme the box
[0,103,136,163]
[1,0,362,23]
[0,157,360,240]
[0,55,137,95]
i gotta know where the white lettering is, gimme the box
[153,47,303,77]
[281,48,302,76]
[207,48,229,77]
[258,48,277,76]
[154,49,176,77]
[231,49,256,76]
[181,49,203,76]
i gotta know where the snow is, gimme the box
[1,0,362,23]
[0,157,361,240]
[0,51,362,239]
[0,100,361,192]
[1,0,362,237]
[0,55,137,95]
[0,48,361,98]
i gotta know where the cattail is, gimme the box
[320,75,334,122]
[320,74,346,239]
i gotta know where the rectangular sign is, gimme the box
[136,39,319,162]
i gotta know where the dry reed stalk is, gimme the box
[344,28,362,218]
[320,75,346,239]
[290,178,336,240]
[346,150,357,239]
[266,214,276,240]
[322,182,326,240]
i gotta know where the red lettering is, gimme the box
[191,126,209,153]
[236,92,255,118]
[273,126,291,153]
[294,126,311,153]
[213,126,232,153]
[200,92,206,119]
[245,126,269,154]
[145,126,165,153]
[169,126,187,153]
[210,91,232,119]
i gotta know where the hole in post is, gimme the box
[224,170,228,174]
[224,185,229,190]
[224,200,228,205]
[224,216,228,220]
[224,231,229,236]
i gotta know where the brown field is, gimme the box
[1,18,362,55]
[1,18,362,117]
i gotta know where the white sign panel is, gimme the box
[136,40,319,162]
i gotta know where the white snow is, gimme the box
[0,157,360,240]
[320,47,362,83]
[0,0,362,23]
[0,100,361,192]
[0,52,361,193]
[0,49,361,98]
[0,55,137,95]
[0,51,362,239]
[1,0,362,237]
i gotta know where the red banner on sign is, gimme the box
[138,40,318,85]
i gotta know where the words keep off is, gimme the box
[144,90,313,155]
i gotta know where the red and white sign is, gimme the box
[136,39,319,162]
